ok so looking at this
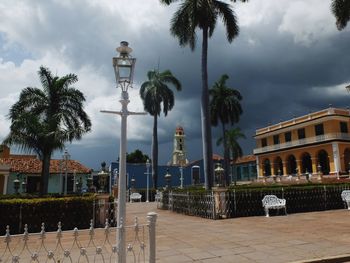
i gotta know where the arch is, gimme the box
[273,156,283,176]
[317,150,330,175]
[344,148,350,173]
[286,155,297,175]
[301,152,313,174]
[263,159,271,176]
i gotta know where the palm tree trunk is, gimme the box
[222,123,230,186]
[152,115,158,189]
[201,27,213,190]
[40,152,51,196]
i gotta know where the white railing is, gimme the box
[254,133,350,154]
[0,212,157,263]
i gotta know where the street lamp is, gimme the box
[101,41,145,262]
[179,165,184,189]
[145,159,150,202]
[63,148,70,195]
[164,169,172,189]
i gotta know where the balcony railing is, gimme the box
[254,133,350,154]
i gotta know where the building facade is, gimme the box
[0,145,92,194]
[254,107,350,178]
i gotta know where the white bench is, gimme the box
[262,195,287,217]
[341,190,350,210]
[130,192,142,202]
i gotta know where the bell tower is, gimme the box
[170,126,189,166]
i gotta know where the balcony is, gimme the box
[254,133,350,154]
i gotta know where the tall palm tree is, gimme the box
[210,74,242,185]
[332,0,350,30]
[3,66,91,195]
[217,127,245,185]
[140,69,181,189]
[160,0,245,189]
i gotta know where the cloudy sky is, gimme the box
[1,0,350,170]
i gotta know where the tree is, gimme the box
[160,0,246,189]
[126,149,150,163]
[210,74,242,185]
[217,127,245,185]
[140,70,181,188]
[332,0,350,30]
[3,66,91,195]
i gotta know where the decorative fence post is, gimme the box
[147,212,158,263]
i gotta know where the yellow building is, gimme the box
[254,107,350,178]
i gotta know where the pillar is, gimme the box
[282,161,288,176]
[311,157,318,175]
[332,142,341,176]
[3,173,8,194]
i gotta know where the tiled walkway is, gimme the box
[129,202,350,262]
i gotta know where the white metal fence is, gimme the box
[0,212,157,263]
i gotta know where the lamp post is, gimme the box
[63,148,70,195]
[145,159,150,202]
[101,41,146,262]
[164,169,172,189]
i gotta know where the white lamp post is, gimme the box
[179,165,184,189]
[145,159,150,202]
[63,148,70,195]
[101,41,145,262]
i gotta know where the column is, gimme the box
[271,162,276,176]
[3,173,8,194]
[282,161,288,176]
[332,142,341,176]
[296,160,302,175]
[311,157,318,175]
[256,156,261,178]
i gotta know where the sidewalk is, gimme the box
[130,202,350,263]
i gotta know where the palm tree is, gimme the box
[3,66,91,195]
[140,70,181,189]
[210,74,242,186]
[217,127,245,185]
[332,0,350,30]
[160,0,245,189]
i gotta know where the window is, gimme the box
[284,132,292,142]
[273,135,279,145]
[298,128,305,139]
[340,122,348,133]
[261,138,267,147]
[315,124,324,136]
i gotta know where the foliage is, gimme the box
[140,69,181,189]
[210,74,242,185]
[3,66,91,195]
[126,149,150,163]
[160,0,246,190]
[0,195,95,235]
[332,0,350,30]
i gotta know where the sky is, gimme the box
[0,0,350,171]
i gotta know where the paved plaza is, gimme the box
[129,202,350,263]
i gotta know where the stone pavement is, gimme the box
[128,202,350,263]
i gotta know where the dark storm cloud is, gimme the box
[2,0,350,169]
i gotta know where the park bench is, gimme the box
[130,192,142,203]
[262,195,287,217]
[341,190,350,210]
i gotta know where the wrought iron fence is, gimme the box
[0,212,157,263]
[161,185,350,219]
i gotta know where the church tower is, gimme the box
[170,126,189,166]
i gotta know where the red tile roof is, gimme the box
[0,156,92,174]
[233,155,256,164]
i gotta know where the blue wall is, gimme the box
[110,160,206,189]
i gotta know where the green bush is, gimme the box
[0,196,95,235]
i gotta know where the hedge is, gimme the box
[0,195,95,235]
